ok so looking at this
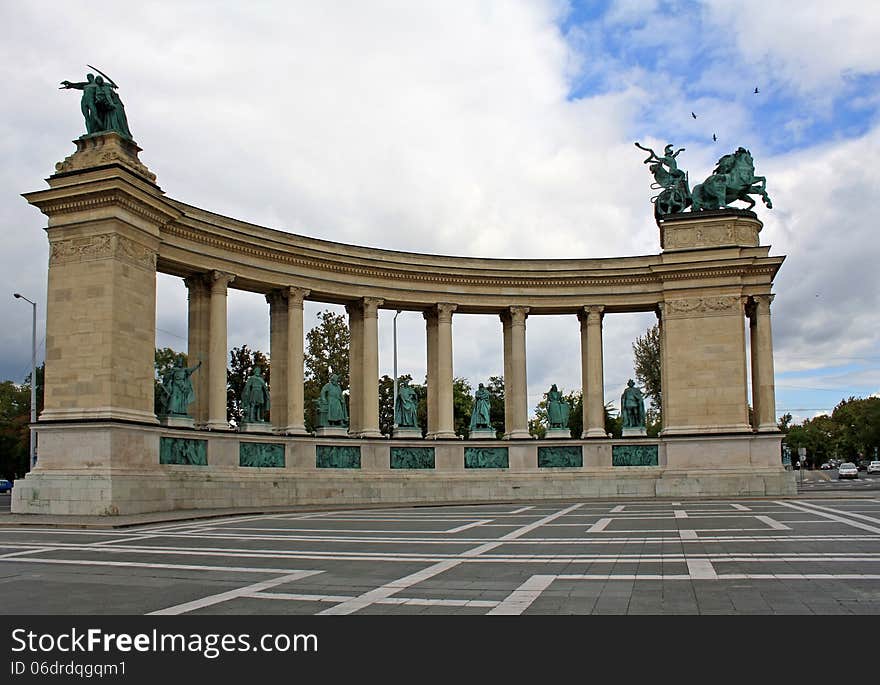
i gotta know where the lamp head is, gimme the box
[13,293,21,298]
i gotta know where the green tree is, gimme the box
[227,345,270,426]
[831,397,880,461]
[0,380,30,479]
[632,323,662,424]
[452,377,474,438]
[304,310,350,432]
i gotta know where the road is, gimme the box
[1,495,879,614]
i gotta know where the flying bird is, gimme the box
[712,133,717,142]
[691,112,697,119]
[754,87,760,94]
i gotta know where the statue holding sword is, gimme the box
[61,65,133,139]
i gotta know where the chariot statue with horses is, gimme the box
[635,142,772,220]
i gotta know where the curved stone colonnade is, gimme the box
[13,133,794,515]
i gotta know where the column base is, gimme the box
[203,421,232,431]
[240,422,273,434]
[582,428,610,439]
[159,415,195,429]
[393,427,423,439]
[503,429,532,440]
[278,424,309,436]
[757,424,781,433]
[354,429,385,439]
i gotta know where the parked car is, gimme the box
[867,461,880,475]
[838,462,859,479]
[0,479,12,493]
[820,462,832,470]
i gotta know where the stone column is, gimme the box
[580,305,607,438]
[424,310,439,436]
[285,287,310,434]
[745,298,759,430]
[267,290,289,431]
[752,295,778,432]
[205,270,235,430]
[185,274,211,426]
[431,304,457,438]
[656,306,668,431]
[346,302,363,436]
[359,297,384,438]
[501,306,530,439]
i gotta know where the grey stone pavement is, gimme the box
[1,478,879,615]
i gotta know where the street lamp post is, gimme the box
[393,310,402,430]
[13,293,37,471]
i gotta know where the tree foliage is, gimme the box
[227,345,270,426]
[632,323,662,423]
[0,365,44,480]
[783,397,880,467]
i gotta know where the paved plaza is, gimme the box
[1,495,879,615]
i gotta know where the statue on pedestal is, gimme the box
[621,379,646,431]
[316,374,348,428]
[61,65,133,139]
[158,356,201,417]
[546,384,570,429]
[469,383,492,431]
[242,366,270,423]
[394,379,419,429]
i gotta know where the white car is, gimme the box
[837,462,859,479]
[867,461,880,475]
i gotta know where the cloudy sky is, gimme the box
[2,0,879,424]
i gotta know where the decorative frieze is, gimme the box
[159,437,207,465]
[316,445,361,469]
[464,447,509,469]
[49,233,157,270]
[390,447,435,469]
[240,442,285,468]
[662,295,741,318]
[537,446,583,468]
[612,444,659,466]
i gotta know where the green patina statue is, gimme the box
[635,142,772,217]
[61,65,133,139]
[241,366,270,423]
[394,378,419,429]
[691,147,772,211]
[546,384,571,429]
[621,379,646,430]
[316,373,348,428]
[158,356,202,417]
[469,383,492,431]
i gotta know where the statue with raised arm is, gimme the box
[620,379,646,430]
[469,383,492,431]
[394,379,419,429]
[159,356,202,416]
[61,65,133,139]
[546,384,571,430]
[241,366,270,423]
[635,141,692,218]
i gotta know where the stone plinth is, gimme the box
[315,426,349,438]
[468,428,496,439]
[659,209,761,251]
[545,428,571,439]
[10,425,794,516]
[392,427,423,439]
[240,422,272,434]
[622,427,647,437]
[159,415,194,429]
